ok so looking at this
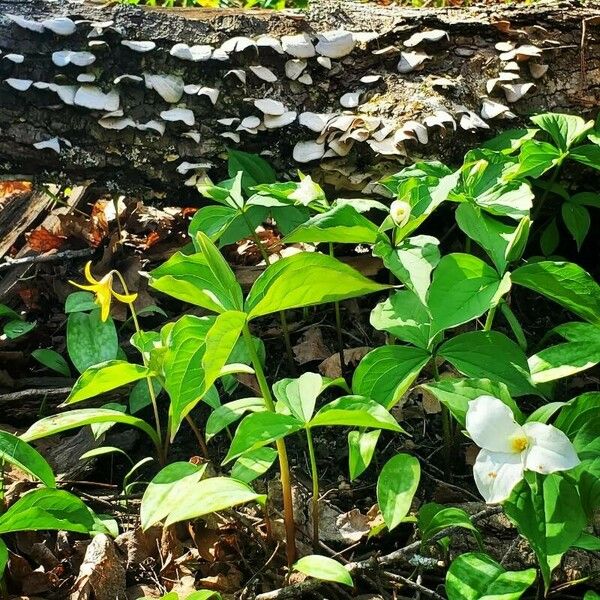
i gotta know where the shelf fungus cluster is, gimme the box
[1,11,550,179]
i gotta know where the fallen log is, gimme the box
[0,0,598,194]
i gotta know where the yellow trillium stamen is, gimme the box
[510,434,529,453]
[69,261,138,322]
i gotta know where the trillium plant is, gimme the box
[465,396,580,504]
[15,113,599,599]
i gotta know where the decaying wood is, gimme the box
[0,0,599,194]
[0,184,88,301]
[0,187,51,259]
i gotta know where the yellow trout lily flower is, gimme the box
[70,262,137,322]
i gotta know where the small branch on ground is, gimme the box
[254,506,502,600]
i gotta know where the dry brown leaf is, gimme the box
[465,444,479,466]
[198,566,243,592]
[319,346,371,378]
[26,227,66,253]
[69,534,126,600]
[421,391,442,414]
[115,526,161,567]
[0,180,32,199]
[292,327,331,365]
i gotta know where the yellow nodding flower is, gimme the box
[69,262,137,322]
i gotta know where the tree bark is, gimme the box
[0,0,598,193]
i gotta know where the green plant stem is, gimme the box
[305,428,320,550]
[185,414,209,458]
[329,243,346,377]
[242,323,297,566]
[240,211,296,374]
[532,164,562,223]
[483,305,497,331]
[114,272,165,464]
[432,357,453,476]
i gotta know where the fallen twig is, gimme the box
[0,247,94,272]
[254,506,502,600]
[0,387,71,404]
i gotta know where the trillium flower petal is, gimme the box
[466,395,523,453]
[522,422,580,475]
[473,449,524,504]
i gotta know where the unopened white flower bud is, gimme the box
[390,200,411,227]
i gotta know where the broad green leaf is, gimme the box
[3,319,36,339]
[202,311,247,394]
[187,592,222,600]
[129,378,162,415]
[79,446,130,461]
[292,555,353,587]
[149,251,242,314]
[0,488,95,534]
[309,395,403,432]
[573,532,600,551]
[482,128,537,154]
[348,429,380,481]
[511,261,600,325]
[268,204,309,236]
[376,453,420,531]
[194,232,244,308]
[0,539,7,578]
[162,316,214,439]
[352,345,430,408]
[515,139,564,179]
[421,378,524,427]
[370,290,433,349]
[244,252,389,319]
[380,161,452,195]
[455,204,530,274]
[65,360,151,404]
[418,503,481,547]
[0,303,20,320]
[526,402,565,424]
[21,408,160,448]
[555,392,600,444]
[67,310,118,373]
[206,397,265,441]
[568,144,600,171]
[0,430,55,487]
[561,202,590,250]
[540,218,560,256]
[141,461,206,530]
[374,234,440,303]
[164,476,266,526]
[283,204,378,244]
[427,253,505,336]
[571,191,600,208]
[528,341,600,383]
[504,475,586,592]
[230,447,277,483]
[189,205,236,240]
[31,349,71,377]
[439,331,537,397]
[64,291,97,313]
[552,321,600,343]
[531,113,593,151]
[190,205,269,248]
[223,412,302,463]
[584,591,600,600]
[499,301,528,350]
[273,372,347,424]
[228,149,276,191]
[446,552,536,600]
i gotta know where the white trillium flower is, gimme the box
[390,199,411,228]
[465,395,580,504]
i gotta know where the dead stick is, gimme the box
[254,506,502,600]
[0,247,95,272]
